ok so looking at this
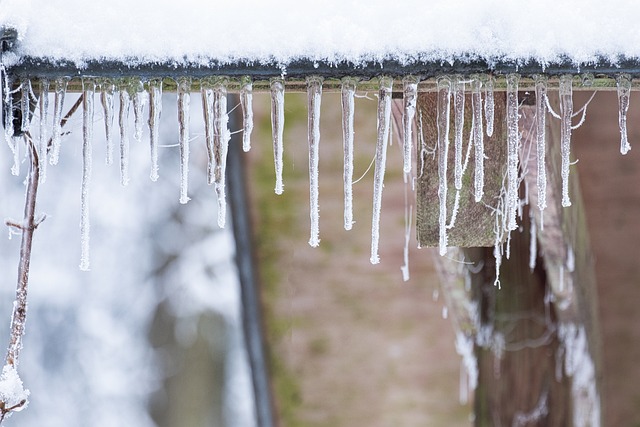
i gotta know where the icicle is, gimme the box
[370,76,393,264]
[437,77,452,256]
[38,79,49,184]
[148,79,162,181]
[535,76,548,213]
[80,79,95,271]
[3,71,13,147]
[402,76,418,174]
[50,77,68,165]
[529,211,537,271]
[307,76,323,247]
[506,74,520,231]
[453,77,465,190]
[177,77,191,204]
[341,77,357,231]
[270,78,285,195]
[201,80,216,185]
[212,78,230,228]
[20,79,31,133]
[132,79,145,143]
[100,79,115,165]
[240,76,253,152]
[617,73,632,155]
[471,77,484,202]
[118,82,131,186]
[559,75,573,207]
[485,75,495,137]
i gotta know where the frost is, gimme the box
[270,78,285,195]
[471,77,484,202]
[616,73,631,155]
[50,77,68,166]
[506,73,520,231]
[535,75,548,213]
[147,78,162,181]
[0,365,29,415]
[437,77,451,256]
[202,83,216,185]
[118,82,131,186]
[402,76,418,175]
[484,75,495,138]
[212,79,230,228]
[370,76,392,264]
[240,76,253,153]
[341,77,357,231]
[453,77,465,191]
[20,80,31,133]
[559,74,573,207]
[177,77,191,204]
[100,80,116,166]
[307,76,322,247]
[80,79,95,271]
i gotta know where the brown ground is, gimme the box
[248,88,640,426]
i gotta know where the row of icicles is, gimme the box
[0,72,634,274]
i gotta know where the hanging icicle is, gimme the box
[437,76,452,256]
[80,79,95,271]
[132,79,146,143]
[485,74,495,137]
[212,78,230,228]
[307,76,323,247]
[341,76,357,231]
[38,79,49,184]
[50,77,68,166]
[270,77,285,195]
[118,81,131,187]
[100,79,115,166]
[240,76,253,152]
[3,70,13,148]
[617,73,632,155]
[506,73,520,231]
[559,74,573,207]
[148,78,162,181]
[20,79,31,133]
[370,76,393,264]
[535,75,548,213]
[453,77,465,191]
[471,77,484,202]
[201,79,216,185]
[177,77,191,204]
[402,76,419,175]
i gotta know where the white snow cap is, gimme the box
[1,0,638,66]
[0,365,29,412]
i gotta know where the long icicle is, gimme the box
[402,76,419,174]
[270,78,285,195]
[506,73,520,231]
[453,77,465,190]
[20,80,31,133]
[100,79,115,165]
[38,79,49,184]
[118,81,131,186]
[535,75,548,213]
[485,75,495,137]
[370,76,393,264]
[132,79,145,143]
[201,79,215,185]
[80,80,95,271]
[213,78,230,228]
[177,77,191,204]
[307,76,323,247]
[471,77,484,202]
[437,77,452,256]
[148,78,162,181]
[617,73,632,155]
[50,77,68,165]
[559,74,573,207]
[341,77,357,231]
[240,76,254,152]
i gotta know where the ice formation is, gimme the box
[436,77,452,256]
[270,78,285,195]
[341,77,357,231]
[559,75,573,207]
[617,74,632,155]
[240,76,253,153]
[177,77,191,204]
[307,76,322,247]
[453,77,465,191]
[118,82,131,186]
[471,77,484,202]
[80,79,94,271]
[100,80,115,165]
[148,79,162,181]
[402,76,418,175]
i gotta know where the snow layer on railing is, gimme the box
[1,0,639,67]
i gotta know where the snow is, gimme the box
[0,365,29,412]
[1,0,640,67]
